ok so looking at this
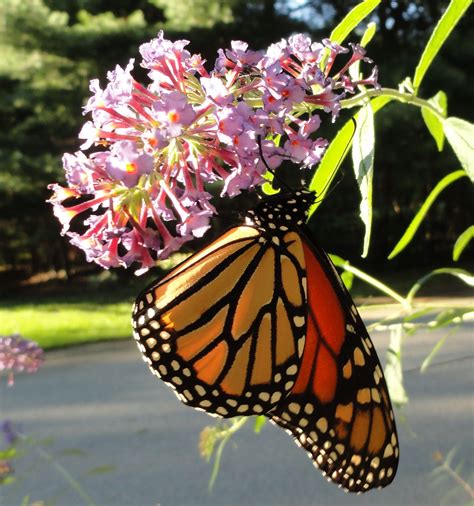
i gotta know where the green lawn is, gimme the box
[0,276,153,349]
[1,300,133,349]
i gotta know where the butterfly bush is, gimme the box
[0,334,44,386]
[49,32,378,273]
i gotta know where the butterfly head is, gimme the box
[246,189,316,231]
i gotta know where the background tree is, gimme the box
[0,0,472,280]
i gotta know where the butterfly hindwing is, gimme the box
[267,237,399,492]
[132,225,307,417]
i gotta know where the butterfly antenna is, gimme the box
[256,136,293,193]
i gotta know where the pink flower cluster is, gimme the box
[49,32,378,273]
[0,334,44,386]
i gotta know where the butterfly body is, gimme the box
[132,190,399,492]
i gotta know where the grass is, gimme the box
[1,300,133,349]
[0,273,158,350]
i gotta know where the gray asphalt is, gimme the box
[1,303,473,506]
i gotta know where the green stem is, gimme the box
[341,262,411,310]
[20,434,96,506]
[341,87,443,117]
[209,417,248,491]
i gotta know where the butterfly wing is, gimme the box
[132,225,308,418]
[267,236,399,492]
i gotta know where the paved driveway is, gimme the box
[2,304,473,506]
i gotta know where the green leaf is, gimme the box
[413,0,472,91]
[352,101,375,257]
[453,225,474,261]
[407,267,474,302]
[0,447,17,459]
[84,465,116,476]
[341,271,354,290]
[442,117,474,181]
[360,21,376,47]
[421,91,447,151]
[309,95,392,217]
[420,334,450,372]
[261,170,280,195]
[388,170,467,259]
[384,325,408,405]
[253,415,266,434]
[328,253,346,267]
[308,119,356,216]
[329,0,381,45]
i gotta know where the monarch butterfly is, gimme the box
[132,189,399,493]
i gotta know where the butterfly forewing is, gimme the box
[132,225,307,417]
[267,239,399,492]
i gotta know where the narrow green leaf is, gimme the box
[328,253,346,267]
[421,90,447,151]
[433,308,472,328]
[341,271,354,290]
[421,108,444,151]
[413,0,472,91]
[453,225,474,261]
[420,334,449,373]
[388,170,467,259]
[84,465,116,476]
[309,95,392,217]
[330,0,381,45]
[384,325,408,405]
[308,119,356,215]
[407,267,474,302]
[352,101,375,257]
[443,117,474,181]
[253,415,266,434]
[360,21,377,47]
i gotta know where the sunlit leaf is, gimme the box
[341,271,354,290]
[433,308,474,328]
[310,95,392,217]
[0,447,17,459]
[261,170,280,195]
[413,0,472,91]
[84,465,116,475]
[352,101,374,257]
[407,267,474,302]
[308,119,356,216]
[384,325,408,405]
[388,170,467,259]
[254,416,266,434]
[329,0,380,45]
[328,253,346,267]
[421,334,449,373]
[443,117,474,181]
[421,90,447,151]
[360,21,376,47]
[453,225,474,261]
